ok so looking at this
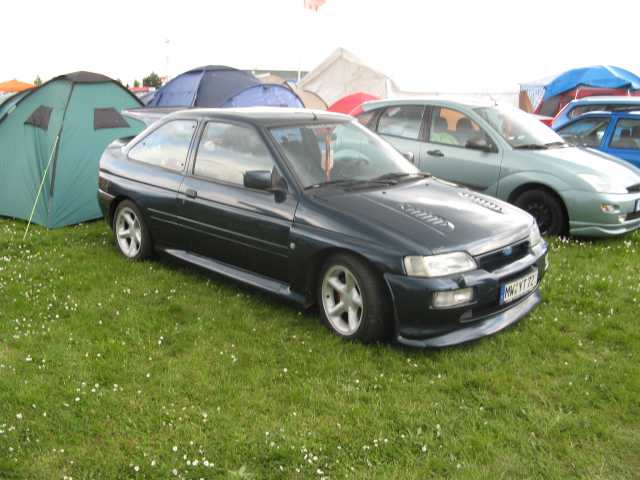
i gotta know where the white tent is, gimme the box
[299,47,397,106]
[386,80,519,107]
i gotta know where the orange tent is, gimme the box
[0,79,34,93]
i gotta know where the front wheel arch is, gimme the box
[508,183,569,235]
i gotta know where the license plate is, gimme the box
[500,270,538,305]
[635,199,640,212]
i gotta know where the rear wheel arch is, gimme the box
[108,195,130,227]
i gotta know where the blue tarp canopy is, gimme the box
[146,65,303,108]
[542,66,640,100]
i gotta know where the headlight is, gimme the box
[404,252,477,277]
[578,174,628,194]
[529,222,542,247]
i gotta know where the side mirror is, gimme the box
[401,151,415,163]
[465,138,495,153]
[244,168,287,195]
[244,170,272,190]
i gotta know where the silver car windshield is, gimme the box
[270,121,420,188]
[474,106,565,148]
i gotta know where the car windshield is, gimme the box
[269,121,420,188]
[474,105,565,148]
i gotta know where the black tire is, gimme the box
[514,189,567,236]
[112,200,153,261]
[317,253,392,343]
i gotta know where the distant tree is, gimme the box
[133,79,141,88]
[33,75,42,87]
[142,72,162,89]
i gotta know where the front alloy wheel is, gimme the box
[321,265,364,336]
[318,253,391,342]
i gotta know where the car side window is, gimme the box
[193,122,275,185]
[428,107,490,149]
[609,119,640,150]
[128,120,196,171]
[377,106,425,140]
[557,117,610,147]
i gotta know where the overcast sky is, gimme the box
[1,0,639,93]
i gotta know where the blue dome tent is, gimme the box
[146,65,303,108]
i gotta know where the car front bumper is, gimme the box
[563,190,640,237]
[384,242,548,347]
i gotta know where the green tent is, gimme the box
[0,72,146,228]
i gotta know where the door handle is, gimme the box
[185,188,198,199]
[427,149,444,157]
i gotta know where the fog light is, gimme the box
[601,203,620,214]
[619,215,626,223]
[432,288,474,308]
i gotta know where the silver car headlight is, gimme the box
[529,222,542,247]
[578,174,628,194]
[404,252,477,277]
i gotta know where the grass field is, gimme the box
[0,217,639,479]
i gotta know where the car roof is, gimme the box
[361,97,494,112]
[568,110,640,119]
[568,96,640,105]
[163,107,350,127]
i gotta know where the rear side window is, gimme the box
[193,122,274,185]
[568,104,606,119]
[609,119,640,150]
[377,105,425,140]
[129,120,196,171]
[556,117,610,147]
[355,110,378,129]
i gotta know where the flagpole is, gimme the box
[298,0,305,83]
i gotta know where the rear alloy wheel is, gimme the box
[318,253,391,342]
[113,201,152,261]
[514,189,566,236]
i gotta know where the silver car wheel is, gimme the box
[115,207,142,258]
[321,264,364,335]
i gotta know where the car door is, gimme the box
[374,105,425,164]
[126,119,198,247]
[418,106,501,195]
[178,120,297,282]
[605,117,640,168]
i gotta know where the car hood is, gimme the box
[308,179,534,256]
[528,146,640,187]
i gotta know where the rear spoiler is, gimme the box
[122,107,183,126]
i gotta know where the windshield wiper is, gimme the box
[370,172,432,182]
[544,141,567,148]
[305,178,390,190]
[513,143,548,150]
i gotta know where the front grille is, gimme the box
[476,239,529,272]
[626,210,640,221]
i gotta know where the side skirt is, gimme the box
[161,248,305,305]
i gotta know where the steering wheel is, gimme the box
[332,150,370,177]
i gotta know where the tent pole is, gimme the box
[23,134,59,241]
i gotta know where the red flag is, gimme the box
[304,0,326,11]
